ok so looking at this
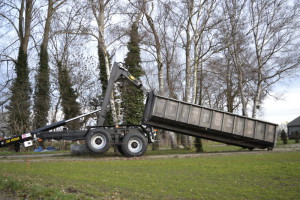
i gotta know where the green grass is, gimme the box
[0,176,79,199]
[276,139,297,146]
[1,152,299,200]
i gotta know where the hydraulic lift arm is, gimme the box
[97,62,148,126]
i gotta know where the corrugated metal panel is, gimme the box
[143,91,277,149]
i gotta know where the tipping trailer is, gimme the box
[143,91,278,150]
[0,62,278,156]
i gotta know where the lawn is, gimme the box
[1,151,299,200]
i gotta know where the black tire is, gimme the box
[14,143,20,152]
[85,130,111,154]
[117,145,125,155]
[121,132,148,157]
[267,147,273,151]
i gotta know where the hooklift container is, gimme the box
[143,91,278,150]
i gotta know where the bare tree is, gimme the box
[191,0,221,106]
[175,0,195,148]
[177,0,221,148]
[178,0,221,104]
[158,0,183,149]
[248,0,300,118]
[138,0,166,150]
[49,0,92,128]
[220,0,249,115]
[142,0,165,95]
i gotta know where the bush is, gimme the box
[280,129,288,144]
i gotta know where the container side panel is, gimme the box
[266,124,276,142]
[255,122,265,140]
[234,117,245,135]
[178,103,190,123]
[165,100,178,120]
[143,92,276,149]
[223,114,234,133]
[200,108,212,128]
[244,119,255,138]
[211,112,223,131]
[153,98,167,118]
[189,106,201,125]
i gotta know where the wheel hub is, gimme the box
[91,134,106,149]
[131,142,138,148]
[128,138,143,153]
[95,138,102,145]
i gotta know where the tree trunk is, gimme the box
[145,14,164,95]
[20,0,33,54]
[144,6,164,150]
[252,79,262,118]
[169,131,178,149]
[92,0,119,124]
[33,0,58,129]
[192,37,203,152]
[166,61,178,149]
[182,1,193,149]
[8,0,33,134]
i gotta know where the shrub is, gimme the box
[280,129,288,144]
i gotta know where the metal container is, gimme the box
[143,91,277,149]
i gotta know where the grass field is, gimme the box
[1,150,299,200]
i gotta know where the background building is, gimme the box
[287,116,300,139]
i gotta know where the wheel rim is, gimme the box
[91,134,106,149]
[128,138,143,153]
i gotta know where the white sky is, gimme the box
[262,75,300,125]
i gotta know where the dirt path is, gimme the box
[0,193,19,200]
[273,143,300,152]
[1,143,299,163]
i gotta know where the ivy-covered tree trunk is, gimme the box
[194,137,203,153]
[121,23,144,125]
[57,61,81,129]
[7,48,31,135]
[33,0,63,130]
[7,0,33,137]
[33,46,50,129]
